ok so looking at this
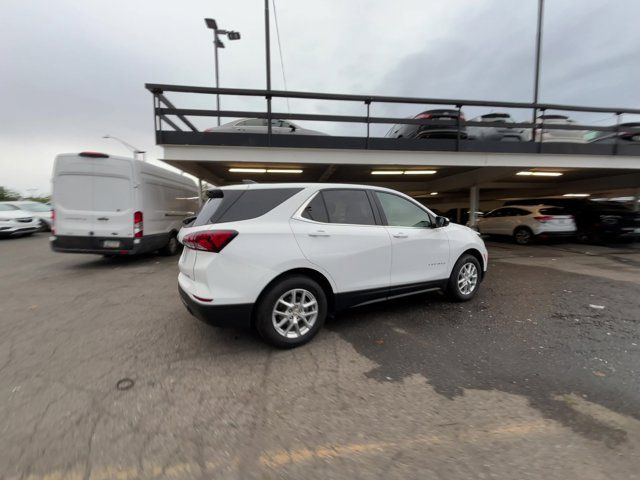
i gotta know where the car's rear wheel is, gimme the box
[255,275,327,348]
[514,226,533,245]
[447,254,481,302]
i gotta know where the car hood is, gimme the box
[0,210,33,219]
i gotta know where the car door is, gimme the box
[479,208,506,234]
[373,191,450,286]
[290,189,391,296]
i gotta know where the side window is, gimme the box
[490,209,505,217]
[301,193,329,223]
[239,119,266,127]
[322,190,376,225]
[376,192,432,228]
[513,208,531,216]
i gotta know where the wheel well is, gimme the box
[461,248,485,279]
[252,268,335,325]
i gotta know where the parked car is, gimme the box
[205,118,327,136]
[585,122,640,144]
[476,205,576,244]
[50,152,200,256]
[467,113,526,141]
[445,208,485,225]
[533,114,587,143]
[385,109,468,139]
[2,201,53,231]
[0,204,40,238]
[177,183,488,347]
[504,198,640,243]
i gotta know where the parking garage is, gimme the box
[147,84,640,232]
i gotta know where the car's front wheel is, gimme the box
[255,275,327,348]
[447,254,481,302]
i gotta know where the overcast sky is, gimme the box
[2,0,639,195]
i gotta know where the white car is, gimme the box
[0,203,40,238]
[476,205,576,245]
[533,115,587,143]
[178,183,488,347]
[2,201,53,231]
[204,118,327,136]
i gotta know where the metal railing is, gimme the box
[146,83,640,156]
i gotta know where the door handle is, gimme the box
[392,232,408,238]
[97,217,109,221]
[308,230,330,237]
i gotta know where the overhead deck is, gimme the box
[147,84,640,202]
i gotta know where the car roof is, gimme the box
[216,182,406,193]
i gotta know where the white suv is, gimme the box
[476,205,576,244]
[178,183,488,347]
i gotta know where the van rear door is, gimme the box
[54,155,134,239]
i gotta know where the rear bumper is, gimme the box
[178,285,253,328]
[535,231,575,239]
[0,225,39,237]
[50,235,140,255]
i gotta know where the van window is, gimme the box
[193,188,302,226]
[55,175,92,210]
[322,189,376,225]
[93,176,132,212]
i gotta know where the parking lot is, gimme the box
[2,233,640,479]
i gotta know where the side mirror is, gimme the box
[435,216,450,228]
[290,125,297,132]
[182,215,197,226]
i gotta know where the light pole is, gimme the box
[531,0,544,142]
[204,18,241,126]
[102,135,146,161]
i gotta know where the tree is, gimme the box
[0,186,20,201]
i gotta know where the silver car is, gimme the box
[467,113,526,141]
[205,118,328,136]
[2,201,53,231]
[0,204,40,238]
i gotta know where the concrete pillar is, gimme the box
[634,188,640,212]
[469,185,480,227]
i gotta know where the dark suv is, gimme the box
[504,198,639,243]
[386,109,467,139]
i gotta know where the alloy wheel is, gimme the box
[457,262,478,295]
[272,288,318,339]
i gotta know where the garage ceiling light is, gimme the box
[404,170,437,175]
[516,171,563,177]
[563,193,590,197]
[229,168,267,173]
[430,192,438,195]
[371,170,436,175]
[266,169,303,174]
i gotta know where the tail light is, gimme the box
[416,113,433,119]
[533,215,553,223]
[181,230,238,252]
[134,211,143,238]
[51,209,56,234]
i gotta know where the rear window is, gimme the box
[301,193,329,223]
[322,189,376,225]
[539,207,566,215]
[193,188,302,226]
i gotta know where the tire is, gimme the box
[513,226,534,245]
[160,234,180,256]
[255,275,327,348]
[447,254,481,302]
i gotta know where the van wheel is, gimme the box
[160,235,180,256]
[255,275,327,348]
[447,254,481,302]
[514,227,533,245]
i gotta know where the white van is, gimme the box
[51,152,200,256]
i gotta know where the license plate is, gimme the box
[103,240,121,248]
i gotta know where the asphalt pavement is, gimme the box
[1,233,640,479]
